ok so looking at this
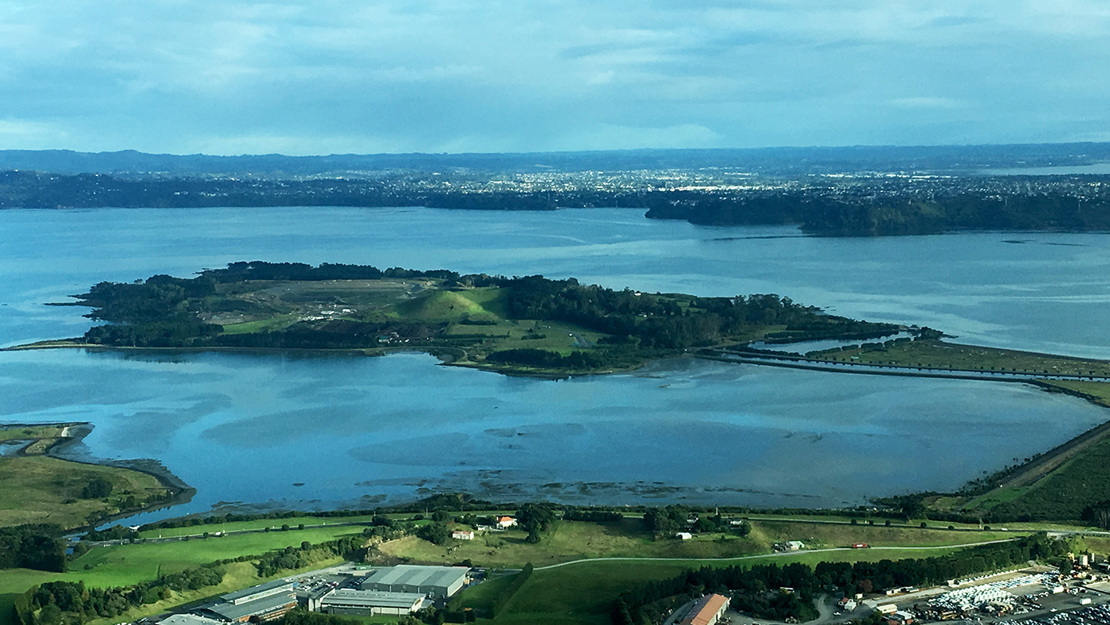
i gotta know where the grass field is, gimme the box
[377,519,1022,570]
[817,340,1110,377]
[0,424,69,443]
[0,455,170,528]
[379,520,764,567]
[1042,380,1110,406]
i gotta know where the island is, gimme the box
[22,261,900,376]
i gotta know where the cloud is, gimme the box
[0,118,69,148]
[0,0,1108,153]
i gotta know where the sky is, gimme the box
[1,0,1109,155]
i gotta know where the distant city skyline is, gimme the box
[2,1,1108,156]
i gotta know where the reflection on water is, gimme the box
[1,207,1109,521]
[2,348,1106,524]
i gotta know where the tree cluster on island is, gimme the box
[67,261,899,374]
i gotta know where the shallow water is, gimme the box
[1,206,1108,519]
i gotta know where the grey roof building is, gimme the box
[200,591,298,623]
[220,579,296,605]
[319,589,425,616]
[158,615,225,625]
[360,565,468,599]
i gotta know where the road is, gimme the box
[84,520,371,546]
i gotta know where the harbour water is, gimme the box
[2,206,1109,519]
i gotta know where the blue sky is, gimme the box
[1,0,1108,155]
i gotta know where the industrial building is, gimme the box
[680,594,730,625]
[360,565,468,599]
[158,615,224,625]
[319,589,426,616]
[198,579,298,623]
[221,579,297,605]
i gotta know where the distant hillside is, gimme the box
[4,143,1110,176]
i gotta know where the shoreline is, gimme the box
[2,420,195,529]
[0,340,645,379]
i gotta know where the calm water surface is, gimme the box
[1,207,1108,518]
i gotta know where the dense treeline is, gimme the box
[613,534,1068,625]
[13,566,223,625]
[644,186,1110,236]
[252,534,367,577]
[280,608,364,625]
[210,320,441,350]
[562,508,624,522]
[498,275,893,350]
[642,505,750,537]
[484,347,614,370]
[201,261,461,284]
[83,525,139,542]
[0,525,67,572]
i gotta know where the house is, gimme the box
[679,594,730,625]
[497,516,518,528]
[451,530,474,540]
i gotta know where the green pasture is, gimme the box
[393,289,495,322]
[1042,380,1110,406]
[819,340,1110,377]
[379,518,1014,570]
[219,315,299,335]
[0,424,68,443]
[0,455,169,529]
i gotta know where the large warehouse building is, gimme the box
[319,589,425,616]
[360,565,468,599]
[198,579,298,623]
